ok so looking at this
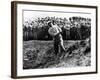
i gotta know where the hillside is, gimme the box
[23,39,91,69]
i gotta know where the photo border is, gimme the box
[11,1,98,78]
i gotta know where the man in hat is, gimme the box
[48,20,65,55]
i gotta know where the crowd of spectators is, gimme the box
[23,16,91,41]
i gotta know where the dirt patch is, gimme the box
[23,40,91,69]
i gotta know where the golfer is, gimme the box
[48,20,65,55]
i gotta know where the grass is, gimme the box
[23,39,91,69]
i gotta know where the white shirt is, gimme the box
[48,24,62,36]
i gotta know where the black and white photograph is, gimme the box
[23,10,91,69]
[11,1,97,78]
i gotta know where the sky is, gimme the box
[23,10,91,22]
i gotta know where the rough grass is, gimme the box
[23,39,91,69]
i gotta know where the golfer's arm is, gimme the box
[58,27,62,32]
